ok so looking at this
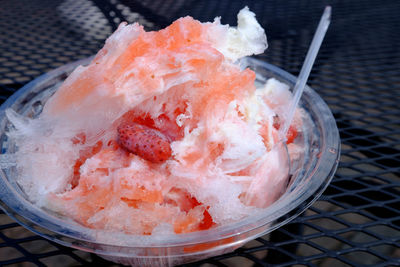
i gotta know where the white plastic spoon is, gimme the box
[281,6,331,140]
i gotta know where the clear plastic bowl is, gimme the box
[0,57,340,266]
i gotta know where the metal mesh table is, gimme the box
[0,0,399,266]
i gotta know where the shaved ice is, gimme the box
[4,7,303,236]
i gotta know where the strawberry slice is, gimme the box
[117,123,172,163]
[286,125,298,144]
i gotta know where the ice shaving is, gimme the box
[4,7,304,236]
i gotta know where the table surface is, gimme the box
[0,0,399,266]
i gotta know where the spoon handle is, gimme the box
[281,6,331,139]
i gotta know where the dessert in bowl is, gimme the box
[0,7,339,266]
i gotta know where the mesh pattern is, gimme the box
[0,0,399,266]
